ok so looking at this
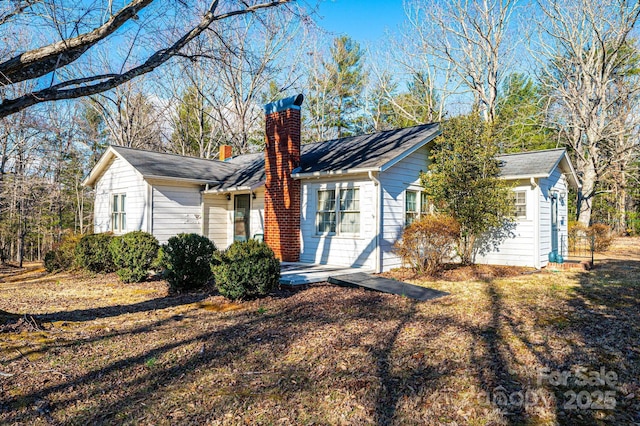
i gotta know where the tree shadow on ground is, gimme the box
[492,256,640,425]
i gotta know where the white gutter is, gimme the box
[144,175,220,185]
[204,182,264,194]
[292,167,379,179]
[368,170,382,273]
[532,177,541,269]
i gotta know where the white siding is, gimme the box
[538,168,568,267]
[378,145,430,271]
[250,189,265,239]
[203,189,265,250]
[203,194,228,249]
[93,156,149,234]
[299,177,377,269]
[474,182,537,267]
[152,183,202,244]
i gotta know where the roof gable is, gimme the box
[82,123,444,190]
[497,148,580,188]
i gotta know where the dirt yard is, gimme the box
[0,239,638,425]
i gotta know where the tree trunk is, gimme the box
[577,160,597,227]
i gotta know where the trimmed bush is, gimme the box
[44,233,82,272]
[588,223,613,252]
[75,233,116,273]
[394,214,460,275]
[212,240,280,300]
[109,231,159,283]
[159,233,216,292]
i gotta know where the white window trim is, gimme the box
[514,190,527,219]
[315,186,361,237]
[404,190,430,226]
[111,193,127,234]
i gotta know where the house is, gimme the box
[83,94,579,272]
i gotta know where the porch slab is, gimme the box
[280,262,374,286]
[328,273,449,301]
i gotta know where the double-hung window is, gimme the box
[513,190,527,218]
[316,190,336,233]
[316,188,360,235]
[405,190,430,225]
[112,194,127,233]
[339,188,360,234]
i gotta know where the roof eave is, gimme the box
[144,175,221,186]
[379,127,442,173]
[82,146,118,187]
[291,167,379,179]
[500,173,549,181]
[204,181,265,194]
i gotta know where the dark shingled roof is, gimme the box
[297,123,440,173]
[99,124,440,189]
[217,123,441,189]
[497,148,567,178]
[111,146,237,183]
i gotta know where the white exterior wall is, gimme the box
[151,182,202,244]
[538,169,569,267]
[93,156,149,234]
[203,189,265,250]
[378,145,430,271]
[299,177,377,269]
[474,181,538,267]
[203,194,229,249]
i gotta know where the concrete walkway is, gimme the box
[329,273,449,301]
[280,262,374,286]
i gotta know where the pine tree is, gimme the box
[307,36,367,140]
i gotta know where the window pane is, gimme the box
[316,212,336,233]
[513,191,526,217]
[121,213,126,231]
[405,191,417,212]
[113,195,118,213]
[420,192,429,214]
[120,194,126,211]
[340,189,359,211]
[405,212,418,226]
[339,212,360,234]
[317,190,335,211]
[112,213,119,230]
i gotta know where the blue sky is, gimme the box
[315,0,406,44]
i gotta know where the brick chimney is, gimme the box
[219,145,232,161]
[263,94,303,262]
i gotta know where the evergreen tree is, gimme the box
[171,86,217,158]
[307,36,367,140]
[494,73,554,153]
[422,112,515,264]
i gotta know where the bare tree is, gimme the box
[164,4,305,154]
[401,0,520,124]
[0,0,293,118]
[88,80,165,150]
[534,0,640,226]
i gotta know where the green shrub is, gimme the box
[212,240,280,300]
[394,214,460,275]
[159,233,216,292]
[109,231,159,283]
[75,233,115,273]
[44,233,82,272]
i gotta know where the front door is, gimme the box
[551,193,558,253]
[234,194,251,242]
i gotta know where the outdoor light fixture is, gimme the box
[226,194,231,201]
[252,192,256,199]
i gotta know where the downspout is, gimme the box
[369,170,381,273]
[531,177,540,269]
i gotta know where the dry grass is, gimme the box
[0,238,639,425]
